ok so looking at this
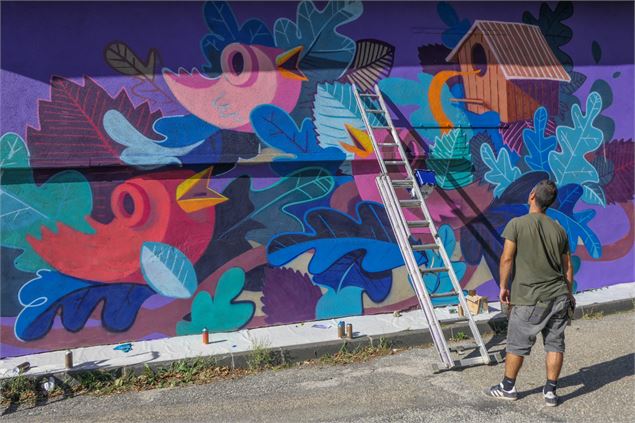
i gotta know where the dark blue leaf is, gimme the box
[200,1,274,76]
[556,184,583,214]
[15,271,154,341]
[437,1,471,48]
[523,107,557,172]
[267,202,426,274]
[313,251,392,303]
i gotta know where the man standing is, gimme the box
[485,180,575,407]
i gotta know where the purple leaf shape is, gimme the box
[261,267,322,325]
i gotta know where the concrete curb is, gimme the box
[7,297,634,384]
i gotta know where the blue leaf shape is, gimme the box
[437,1,471,48]
[15,271,154,341]
[557,184,583,214]
[313,81,382,158]
[103,111,218,169]
[250,104,346,174]
[481,143,522,197]
[547,208,602,258]
[549,92,604,187]
[315,286,363,320]
[274,0,363,81]
[141,242,198,299]
[200,1,274,76]
[313,251,392,303]
[523,107,557,172]
[267,202,426,274]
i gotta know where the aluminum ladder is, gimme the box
[352,83,502,371]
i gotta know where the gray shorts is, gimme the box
[506,295,570,356]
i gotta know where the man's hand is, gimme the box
[567,292,576,308]
[500,288,511,305]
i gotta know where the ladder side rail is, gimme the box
[376,175,454,368]
[352,84,388,175]
[372,84,416,182]
[374,84,490,365]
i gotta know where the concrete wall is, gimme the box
[1,1,633,357]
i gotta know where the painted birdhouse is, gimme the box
[446,20,571,122]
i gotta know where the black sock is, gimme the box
[501,376,516,391]
[544,379,557,394]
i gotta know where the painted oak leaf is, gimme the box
[201,1,274,76]
[267,201,427,274]
[26,76,162,168]
[274,0,363,81]
[548,92,604,188]
[480,143,521,197]
[15,270,154,341]
[176,267,255,334]
[523,107,557,173]
[0,133,94,273]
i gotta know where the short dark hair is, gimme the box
[532,180,558,210]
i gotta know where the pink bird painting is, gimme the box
[163,43,307,132]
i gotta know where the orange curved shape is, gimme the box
[428,70,479,134]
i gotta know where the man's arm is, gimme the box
[499,239,516,304]
[562,252,575,305]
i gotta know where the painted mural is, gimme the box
[1,1,633,357]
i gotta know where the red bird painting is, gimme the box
[27,168,227,283]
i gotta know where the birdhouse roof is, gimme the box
[446,20,571,82]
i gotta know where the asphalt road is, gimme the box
[2,311,634,423]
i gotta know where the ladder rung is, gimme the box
[359,93,378,97]
[378,142,397,147]
[385,160,405,165]
[371,125,391,129]
[407,221,430,229]
[449,343,479,352]
[365,109,384,113]
[391,179,414,188]
[421,267,448,273]
[411,243,438,251]
[399,199,421,207]
[429,290,457,299]
[443,317,470,323]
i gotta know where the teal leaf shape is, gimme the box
[427,128,473,190]
[313,81,382,158]
[591,40,601,64]
[581,182,606,207]
[549,92,604,188]
[315,286,363,320]
[420,225,467,306]
[141,242,197,299]
[274,0,363,81]
[176,267,255,334]
[216,167,334,244]
[523,107,557,173]
[0,133,94,272]
[480,143,521,198]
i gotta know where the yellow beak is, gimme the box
[276,46,308,81]
[176,167,228,213]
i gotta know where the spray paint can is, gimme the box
[346,323,353,339]
[337,321,345,338]
[16,362,30,374]
[202,328,209,345]
[64,350,73,369]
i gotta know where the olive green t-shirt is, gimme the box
[501,213,570,305]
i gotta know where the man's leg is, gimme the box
[505,352,525,380]
[546,351,563,381]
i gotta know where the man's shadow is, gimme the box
[518,353,634,403]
